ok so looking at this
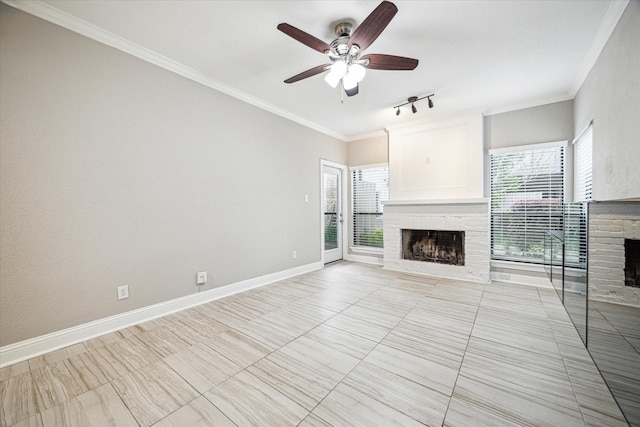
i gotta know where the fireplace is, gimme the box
[402,229,465,266]
[625,239,640,288]
[383,199,489,282]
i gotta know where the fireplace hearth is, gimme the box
[402,229,465,266]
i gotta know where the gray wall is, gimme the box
[574,0,640,201]
[0,5,346,346]
[485,101,574,149]
[484,100,575,196]
[347,135,388,167]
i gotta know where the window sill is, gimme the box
[350,246,384,256]
[491,260,545,273]
[491,260,586,277]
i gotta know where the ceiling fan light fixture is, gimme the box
[411,103,417,114]
[342,69,359,90]
[324,61,347,88]
[349,63,367,83]
[395,107,401,116]
[342,75,358,90]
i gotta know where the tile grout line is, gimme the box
[298,279,430,426]
[293,277,388,425]
[167,271,384,426]
[439,283,486,426]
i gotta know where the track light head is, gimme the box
[393,94,434,116]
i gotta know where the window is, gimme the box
[351,165,389,248]
[573,122,593,202]
[490,142,566,263]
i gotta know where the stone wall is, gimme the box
[588,202,640,306]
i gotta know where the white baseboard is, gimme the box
[490,271,553,288]
[0,261,322,368]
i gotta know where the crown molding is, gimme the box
[482,93,575,116]
[1,0,349,142]
[344,129,387,142]
[569,0,630,97]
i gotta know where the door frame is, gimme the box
[320,159,348,265]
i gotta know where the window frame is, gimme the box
[349,163,389,252]
[489,141,568,264]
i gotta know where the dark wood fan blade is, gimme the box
[284,64,330,83]
[344,84,359,97]
[362,54,418,70]
[348,1,398,52]
[278,23,333,54]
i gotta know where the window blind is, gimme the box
[564,202,588,268]
[351,165,389,248]
[490,144,565,263]
[573,123,593,202]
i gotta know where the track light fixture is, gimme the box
[393,94,435,116]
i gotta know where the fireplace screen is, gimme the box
[625,239,640,287]
[402,229,465,265]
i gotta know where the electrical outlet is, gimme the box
[292,250,297,259]
[500,273,510,280]
[196,271,207,285]
[117,285,129,300]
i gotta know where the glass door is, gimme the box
[323,165,342,264]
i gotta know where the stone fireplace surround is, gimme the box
[589,201,640,306]
[383,199,490,282]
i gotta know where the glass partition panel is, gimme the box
[563,202,588,345]
[544,230,565,303]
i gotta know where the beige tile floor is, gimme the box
[0,262,629,426]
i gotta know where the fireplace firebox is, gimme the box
[402,229,465,266]
[625,239,640,288]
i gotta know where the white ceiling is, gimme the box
[6,0,628,141]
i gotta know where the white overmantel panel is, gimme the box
[386,113,484,201]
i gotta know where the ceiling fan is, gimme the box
[277,0,419,97]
